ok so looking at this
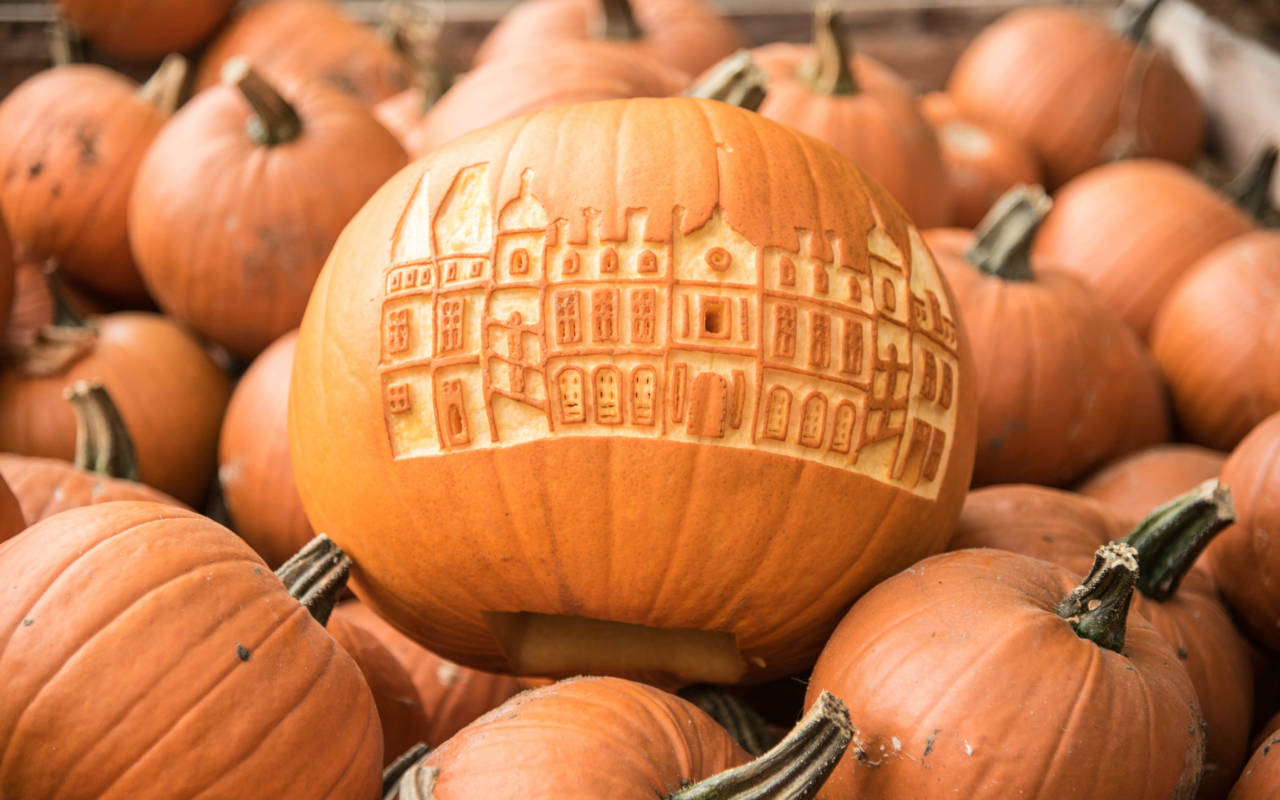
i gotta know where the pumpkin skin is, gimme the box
[195,0,414,106]
[419,676,748,798]
[924,225,1168,486]
[404,42,689,158]
[474,0,744,80]
[1231,732,1280,800]
[751,44,953,229]
[1151,231,1280,450]
[0,64,173,305]
[918,93,1042,229]
[950,485,1253,800]
[1206,412,1280,653]
[129,67,408,361]
[1034,160,1255,340]
[0,501,383,799]
[218,329,313,569]
[807,547,1205,799]
[54,0,236,61]
[290,97,978,684]
[948,5,1203,188]
[0,473,22,541]
[333,601,524,747]
[1077,444,1228,523]
[0,312,232,507]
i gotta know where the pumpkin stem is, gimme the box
[137,53,189,117]
[1056,542,1139,653]
[221,57,302,147]
[48,13,83,66]
[384,0,453,114]
[64,380,140,482]
[8,262,97,379]
[1118,0,1165,42]
[666,691,852,800]
[1227,144,1278,222]
[1122,478,1235,602]
[964,185,1052,281]
[801,4,857,96]
[597,0,643,40]
[382,743,431,799]
[388,763,440,800]
[685,51,768,112]
[679,685,779,756]
[275,535,351,626]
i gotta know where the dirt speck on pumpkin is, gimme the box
[21,618,34,626]
[923,729,939,757]
[236,644,252,662]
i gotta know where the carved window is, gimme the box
[800,393,827,448]
[386,308,411,354]
[470,259,483,277]
[592,289,618,342]
[705,247,731,272]
[595,367,622,424]
[437,380,469,447]
[562,251,580,275]
[830,402,855,453]
[814,265,828,294]
[638,250,658,273]
[772,304,796,359]
[841,319,862,375]
[809,313,830,369]
[687,373,728,438]
[389,271,403,292]
[631,289,656,343]
[445,261,458,282]
[510,248,529,275]
[939,362,954,409]
[632,367,656,425]
[700,296,731,340]
[920,351,938,400]
[923,429,946,481]
[881,278,896,312]
[557,368,585,423]
[387,383,411,414]
[849,275,862,302]
[764,387,792,440]
[554,291,581,344]
[600,247,618,273]
[779,256,795,287]
[403,269,417,289]
[438,299,464,352]
[670,363,687,422]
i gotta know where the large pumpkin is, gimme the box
[290,97,978,685]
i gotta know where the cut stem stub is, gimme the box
[965,185,1052,282]
[221,56,302,146]
[1056,542,1139,653]
[64,380,141,482]
[275,535,351,626]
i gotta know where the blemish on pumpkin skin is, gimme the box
[75,125,99,167]
[1176,647,1188,660]
[236,644,252,661]
[923,729,939,756]
[21,618,34,627]
[27,161,43,178]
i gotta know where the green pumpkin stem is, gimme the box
[382,743,431,800]
[598,0,643,40]
[275,535,351,626]
[137,53,189,117]
[679,685,779,756]
[802,4,857,96]
[1119,0,1165,42]
[64,380,140,482]
[1123,479,1235,602]
[1056,542,1139,653]
[221,57,302,147]
[667,691,852,800]
[965,186,1052,282]
[1227,145,1278,222]
[684,51,768,112]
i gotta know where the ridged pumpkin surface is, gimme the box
[290,97,977,684]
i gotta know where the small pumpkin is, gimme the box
[1076,444,1228,524]
[948,0,1202,188]
[130,59,407,360]
[807,544,1205,798]
[474,0,744,80]
[749,8,952,229]
[54,0,236,61]
[924,186,1168,486]
[1206,411,1280,653]
[0,503,383,798]
[0,56,186,305]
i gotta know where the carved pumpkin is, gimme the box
[924,187,1168,486]
[0,502,383,798]
[1033,159,1255,340]
[195,0,414,106]
[474,0,743,80]
[332,601,523,747]
[1151,231,1280,450]
[130,60,407,360]
[1206,411,1280,653]
[54,0,236,60]
[0,57,185,305]
[947,0,1202,188]
[1077,444,1228,524]
[290,97,977,685]
[404,42,689,158]
[750,9,952,229]
[918,92,1042,229]
[0,473,22,542]
[807,545,1205,799]
[949,483,1252,800]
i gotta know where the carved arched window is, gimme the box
[631,367,657,425]
[638,250,658,273]
[881,278,897,312]
[562,250,580,275]
[594,367,622,424]
[830,403,856,453]
[600,247,618,273]
[510,248,529,275]
[557,368,585,423]
[763,387,792,441]
[799,393,827,448]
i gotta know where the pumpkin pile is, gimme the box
[2,0,1279,797]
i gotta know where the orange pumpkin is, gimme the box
[924,187,1168,486]
[750,9,952,229]
[1232,731,1280,800]
[130,60,407,360]
[1152,231,1280,450]
[1034,159,1256,340]
[0,502,383,798]
[948,0,1202,188]
[290,97,977,685]
[1076,443,1228,523]
[0,57,185,305]
[54,0,236,60]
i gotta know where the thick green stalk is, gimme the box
[64,381,140,481]
[684,51,768,112]
[382,743,431,800]
[221,56,302,146]
[801,4,856,95]
[1057,542,1139,653]
[1122,478,1235,601]
[964,186,1053,281]
[679,685,778,756]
